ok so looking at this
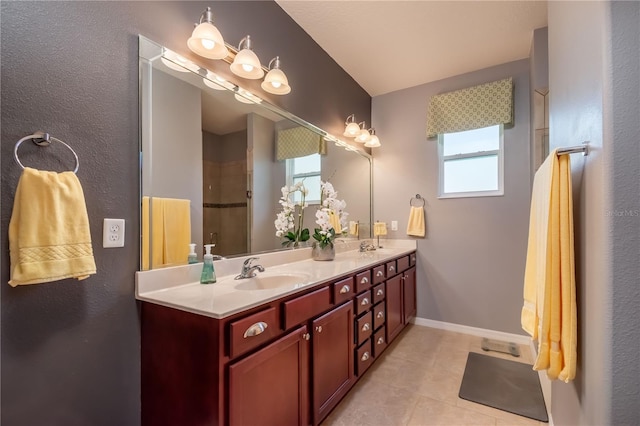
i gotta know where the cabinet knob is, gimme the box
[360,277,369,284]
[376,271,384,278]
[389,266,395,272]
[243,322,268,338]
[315,325,323,333]
[404,274,409,279]
[411,256,416,263]
[361,323,370,332]
[361,352,370,362]
[303,333,310,341]
[360,298,369,306]
[340,285,350,294]
[376,289,384,297]
[376,311,384,319]
[377,337,385,345]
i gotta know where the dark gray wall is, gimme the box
[372,59,531,335]
[0,2,370,425]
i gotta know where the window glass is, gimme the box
[443,155,499,193]
[442,125,500,156]
[292,154,321,175]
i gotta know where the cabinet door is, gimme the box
[386,274,404,343]
[403,266,417,323]
[229,325,309,426]
[312,301,354,425]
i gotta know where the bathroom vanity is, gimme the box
[137,243,417,426]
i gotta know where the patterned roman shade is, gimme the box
[276,126,326,160]
[426,77,513,138]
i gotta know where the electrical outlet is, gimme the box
[391,220,398,231]
[103,218,125,248]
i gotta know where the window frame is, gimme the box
[285,154,322,205]
[437,124,505,199]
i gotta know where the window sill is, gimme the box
[437,190,504,199]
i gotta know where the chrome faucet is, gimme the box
[359,241,377,252]
[235,257,265,279]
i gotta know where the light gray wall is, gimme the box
[0,2,370,425]
[548,1,640,425]
[151,68,203,252]
[372,60,531,335]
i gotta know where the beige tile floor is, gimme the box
[322,324,548,426]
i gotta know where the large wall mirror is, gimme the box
[139,36,372,269]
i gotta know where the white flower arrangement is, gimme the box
[274,181,310,246]
[313,181,348,249]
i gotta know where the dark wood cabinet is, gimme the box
[312,302,354,424]
[403,266,417,323]
[228,325,309,426]
[386,274,404,342]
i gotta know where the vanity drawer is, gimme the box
[229,307,280,359]
[373,326,388,357]
[355,270,372,293]
[356,339,374,376]
[372,283,385,304]
[397,255,410,273]
[355,290,372,316]
[284,286,331,330]
[373,302,385,330]
[332,276,354,305]
[355,311,373,346]
[409,252,417,267]
[372,265,386,285]
[386,260,398,277]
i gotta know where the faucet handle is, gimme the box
[243,257,260,267]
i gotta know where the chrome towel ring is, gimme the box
[410,194,425,207]
[14,131,80,173]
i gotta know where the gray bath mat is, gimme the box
[459,352,548,422]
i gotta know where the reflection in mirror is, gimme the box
[139,36,372,269]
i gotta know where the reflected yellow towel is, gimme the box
[142,196,150,271]
[329,210,342,233]
[9,167,96,286]
[522,149,576,382]
[406,206,426,237]
[373,222,387,236]
[349,221,359,236]
[149,197,191,268]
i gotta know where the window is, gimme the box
[438,124,504,198]
[286,153,321,204]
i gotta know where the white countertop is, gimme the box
[136,239,417,319]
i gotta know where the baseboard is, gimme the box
[411,316,531,345]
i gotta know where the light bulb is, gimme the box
[201,39,215,50]
[271,81,282,88]
[242,63,254,72]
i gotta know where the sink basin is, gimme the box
[234,272,311,291]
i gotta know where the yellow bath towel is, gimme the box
[349,221,359,236]
[147,197,191,268]
[9,167,96,286]
[329,210,343,233]
[522,149,576,382]
[406,206,426,237]
[373,222,387,236]
[142,196,150,271]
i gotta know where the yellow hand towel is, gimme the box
[522,150,576,382]
[349,221,359,236]
[9,167,97,286]
[149,197,192,268]
[329,210,342,233]
[406,206,425,237]
[373,222,387,236]
[142,196,150,271]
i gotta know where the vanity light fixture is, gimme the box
[230,36,264,80]
[354,123,371,143]
[261,57,291,95]
[343,114,361,137]
[364,129,381,148]
[187,7,229,60]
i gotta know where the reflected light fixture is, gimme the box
[261,57,291,95]
[161,49,190,72]
[364,129,381,148]
[203,71,232,91]
[354,122,371,143]
[230,36,264,79]
[343,114,361,137]
[187,7,229,59]
[234,88,262,104]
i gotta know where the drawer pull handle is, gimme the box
[361,352,370,362]
[376,289,384,296]
[376,271,384,278]
[361,323,370,332]
[316,325,323,333]
[389,266,395,272]
[360,298,369,306]
[360,277,369,284]
[377,337,385,345]
[303,333,310,341]
[340,285,350,294]
[243,322,268,338]
[376,311,384,319]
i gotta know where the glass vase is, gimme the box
[311,242,335,261]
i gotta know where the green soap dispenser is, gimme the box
[187,243,198,264]
[200,244,216,284]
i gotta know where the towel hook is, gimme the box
[14,131,80,173]
[410,194,425,207]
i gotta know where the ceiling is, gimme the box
[275,0,548,96]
